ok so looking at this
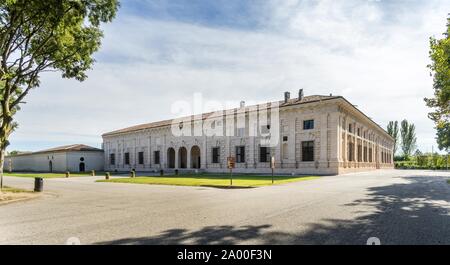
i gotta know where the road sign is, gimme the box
[227,156,235,169]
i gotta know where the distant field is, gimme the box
[97,174,319,188]
[4,172,99,178]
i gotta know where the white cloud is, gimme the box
[8,0,450,153]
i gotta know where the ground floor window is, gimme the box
[369,148,373,162]
[109,153,115,165]
[236,146,245,163]
[357,145,362,162]
[154,151,160,164]
[138,152,144,165]
[348,142,354,161]
[302,141,314,161]
[212,147,220,163]
[259,146,270,162]
[124,152,130,165]
[364,146,368,162]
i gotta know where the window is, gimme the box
[109,154,115,165]
[124,152,130,165]
[357,128,361,136]
[259,147,270,162]
[212,147,220,163]
[303,120,314,130]
[369,148,373,162]
[301,141,314,161]
[348,124,353,133]
[283,136,288,142]
[138,152,144,165]
[364,147,368,162]
[357,145,362,162]
[236,146,245,163]
[154,151,160,164]
[348,142,354,161]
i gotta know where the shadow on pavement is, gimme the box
[98,174,450,245]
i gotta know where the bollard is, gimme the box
[160,169,164,176]
[65,172,70,178]
[174,169,179,175]
[131,170,136,178]
[105,172,110,180]
[91,170,95,176]
[34,177,43,192]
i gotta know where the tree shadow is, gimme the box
[98,174,450,245]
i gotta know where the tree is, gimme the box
[387,121,399,155]
[400,119,417,158]
[425,15,450,152]
[0,0,119,189]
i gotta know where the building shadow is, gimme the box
[98,174,450,245]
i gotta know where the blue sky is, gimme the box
[7,0,450,154]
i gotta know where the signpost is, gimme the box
[227,156,235,186]
[270,156,275,184]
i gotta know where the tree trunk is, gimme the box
[0,103,13,191]
[0,147,5,191]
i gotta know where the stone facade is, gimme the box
[102,93,394,175]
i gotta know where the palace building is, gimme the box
[102,90,394,175]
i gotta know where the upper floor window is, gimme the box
[138,152,144,165]
[124,152,130,165]
[283,136,288,142]
[259,147,270,162]
[348,124,353,133]
[303,120,314,130]
[236,146,245,163]
[212,147,220,163]
[237,127,245,137]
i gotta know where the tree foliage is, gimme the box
[0,0,119,189]
[400,119,417,158]
[425,15,450,151]
[387,121,399,155]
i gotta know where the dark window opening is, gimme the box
[138,152,144,165]
[303,120,314,130]
[236,146,245,163]
[259,147,270,162]
[109,154,115,165]
[212,147,220,163]
[124,152,130,165]
[302,141,314,161]
[283,136,288,142]
[154,151,160,164]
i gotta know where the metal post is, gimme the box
[272,168,274,184]
[230,168,233,186]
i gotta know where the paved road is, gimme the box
[1,170,449,245]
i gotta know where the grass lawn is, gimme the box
[1,186,34,193]
[4,172,100,178]
[97,174,319,188]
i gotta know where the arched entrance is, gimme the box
[167,147,175,168]
[178,147,187,168]
[49,161,53,172]
[79,162,85,172]
[190,145,201,169]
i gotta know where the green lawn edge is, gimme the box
[97,175,320,188]
[4,172,102,178]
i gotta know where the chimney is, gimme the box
[298,89,304,100]
[284,91,290,103]
[240,100,245,108]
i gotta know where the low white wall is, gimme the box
[5,151,104,172]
